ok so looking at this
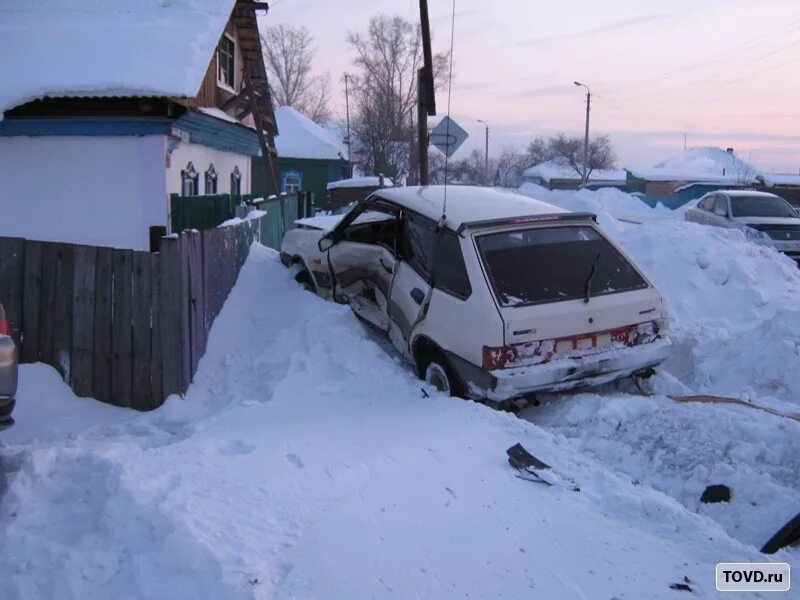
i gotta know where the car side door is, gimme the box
[387,211,436,355]
[326,201,401,330]
[710,194,732,228]
[688,195,714,225]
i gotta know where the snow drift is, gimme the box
[1,243,786,600]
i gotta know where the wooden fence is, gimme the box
[0,217,262,411]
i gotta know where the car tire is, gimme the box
[293,265,317,294]
[421,352,464,398]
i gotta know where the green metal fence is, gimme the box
[253,194,307,250]
[170,192,313,251]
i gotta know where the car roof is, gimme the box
[706,190,784,199]
[369,185,573,229]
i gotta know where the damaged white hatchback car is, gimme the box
[280,186,670,406]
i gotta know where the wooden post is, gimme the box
[418,68,429,186]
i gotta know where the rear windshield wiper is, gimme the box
[583,249,602,303]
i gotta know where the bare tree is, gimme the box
[524,134,616,179]
[347,15,450,180]
[429,149,496,185]
[262,24,332,124]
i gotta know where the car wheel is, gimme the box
[422,352,463,397]
[293,265,317,294]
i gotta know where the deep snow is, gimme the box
[2,184,799,598]
[2,243,793,599]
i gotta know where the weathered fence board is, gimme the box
[71,245,96,397]
[131,252,152,411]
[0,215,263,411]
[187,231,206,377]
[38,243,59,366]
[111,250,133,408]
[21,241,42,363]
[159,236,185,398]
[92,247,114,404]
[149,252,163,410]
[52,244,75,381]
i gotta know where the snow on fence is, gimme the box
[0,217,263,411]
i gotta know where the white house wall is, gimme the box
[167,141,251,196]
[0,135,168,250]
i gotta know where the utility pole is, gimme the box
[418,0,436,185]
[344,73,352,165]
[477,119,489,185]
[683,132,687,151]
[574,81,591,186]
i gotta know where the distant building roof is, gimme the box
[628,147,760,184]
[762,173,800,187]
[0,0,236,114]
[522,160,626,183]
[327,176,393,190]
[274,106,348,161]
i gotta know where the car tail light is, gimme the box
[0,305,9,336]
[482,321,662,370]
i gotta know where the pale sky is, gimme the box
[265,0,800,173]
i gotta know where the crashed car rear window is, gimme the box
[476,226,648,306]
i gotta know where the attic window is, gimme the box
[218,34,236,89]
[205,164,218,194]
[181,162,199,196]
[231,166,242,197]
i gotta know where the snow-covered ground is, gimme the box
[1,185,798,599]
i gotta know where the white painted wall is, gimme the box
[167,141,251,196]
[0,135,168,250]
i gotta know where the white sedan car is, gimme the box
[685,190,800,263]
[281,186,670,406]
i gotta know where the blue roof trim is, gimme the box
[0,117,173,136]
[172,112,261,157]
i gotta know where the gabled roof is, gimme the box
[0,0,239,115]
[274,106,348,161]
[628,147,760,183]
[522,160,626,183]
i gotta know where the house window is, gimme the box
[217,34,236,89]
[281,170,303,194]
[231,166,242,197]
[181,162,199,196]
[205,164,218,194]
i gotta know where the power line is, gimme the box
[606,17,800,96]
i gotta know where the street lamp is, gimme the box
[477,119,489,185]
[574,81,591,186]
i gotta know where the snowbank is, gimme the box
[0,244,775,599]
[528,393,800,551]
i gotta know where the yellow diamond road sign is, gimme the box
[430,116,468,158]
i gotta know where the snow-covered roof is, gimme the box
[762,173,800,187]
[274,106,348,161]
[374,185,569,229]
[629,147,760,183]
[327,176,393,190]
[0,0,236,114]
[522,160,626,183]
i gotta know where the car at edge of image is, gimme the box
[685,190,800,263]
[0,303,18,431]
[280,185,670,405]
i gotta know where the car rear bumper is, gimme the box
[449,338,671,401]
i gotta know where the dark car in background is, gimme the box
[0,303,18,430]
